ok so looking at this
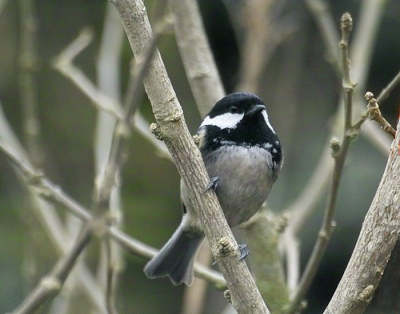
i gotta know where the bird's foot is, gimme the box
[204,176,219,192]
[211,243,249,265]
[238,244,249,260]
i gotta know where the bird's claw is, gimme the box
[211,244,249,265]
[238,244,249,260]
[204,176,219,192]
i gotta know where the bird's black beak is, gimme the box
[246,104,265,116]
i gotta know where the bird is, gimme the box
[144,92,283,286]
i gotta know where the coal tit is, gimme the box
[144,92,283,286]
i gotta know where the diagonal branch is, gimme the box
[0,140,226,289]
[324,113,400,314]
[11,10,168,312]
[110,0,270,312]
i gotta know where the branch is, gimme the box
[94,4,126,313]
[286,13,357,313]
[236,0,298,93]
[241,208,290,313]
[169,1,226,310]
[364,92,396,138]
[169,0,225,117]
[376,70,400,104]
[307,0,390,154]
[12,9,168,311]
[0,102,106,312]
[52,28,124,120]
[52,28,171,160]
[324,117,400,314]
[13,226,93,314]
[0,140,226,289]
[110,0,270,312]
[305,0,341,77]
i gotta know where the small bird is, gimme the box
[144,92,283,286]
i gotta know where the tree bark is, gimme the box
[324,120,400,313]
[110,0,270,312]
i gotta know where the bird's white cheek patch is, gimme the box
[262,110,275,134]
[200,112,244,130]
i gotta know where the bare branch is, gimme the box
[169,0,225,117]
[11,10,168,310]
[52,28,171,160]
[13,224,93,314]
[324,122,400,314]
[305,0,341,77]
[376,70,400,104]
[169,1,226,310]
[110,0,270,312]
[241,208,290,313]
[237,0,298,93]
[52,28,124,120]
[286,13,358,313]
[95,4,125,312]
[0,139,225,289]
[364,92,396,138]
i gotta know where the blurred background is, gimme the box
[0,0,399,313]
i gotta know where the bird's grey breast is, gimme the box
[203,144,278,227]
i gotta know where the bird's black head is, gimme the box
[197,92,282,165]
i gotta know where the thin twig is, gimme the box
[0,97,106,313]
[52,28,124,120]
[305,0,341,77]
[237,0,298,93]
[286,13,357,314]
[12,16,168,312]
[53,28,171,160]
[13,224,94,314]
[18,0,43,167]
[0,140,225,288]
[364,92,396,138]
[376,70,400,104]
[94,7,170,313]
[95,4,125,313]
[350,70,400,137]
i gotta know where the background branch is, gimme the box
[0,138,226,290]
[169,0,225,117]
[94,4,125,312]
[286,13,357,313]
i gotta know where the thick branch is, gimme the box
[324,122,400,313]
[241,208,290,313]
[110,0,269,312]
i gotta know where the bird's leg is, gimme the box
[204,176,219,192]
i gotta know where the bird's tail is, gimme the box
[144,225,204,286]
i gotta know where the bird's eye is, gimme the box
[229,106,238,114]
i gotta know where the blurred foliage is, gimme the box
[0,0,399,313]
